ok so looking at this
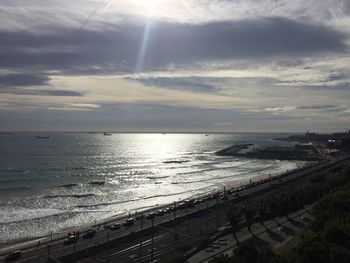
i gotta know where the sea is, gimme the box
[0,133,298,244]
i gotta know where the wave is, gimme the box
[75,198,142,209]
[146,176,169,180]
[162,160,189,164]
[171,161,281,185]
[176,161,253,175]
[45,194,95,199]
[0,209,74,224]
[88,181,105,185]
[58,183,79,188]
[74,188,207,210]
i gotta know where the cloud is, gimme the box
[0,73,49,87]
[0,1,350,132]
[0,17,347,73]
[133,77,218,93]
[1,0,350,30]
[0,88,83,97]
[0,102,316,132]
[297,104,348,112]
[0,73,83,97]
[301,82,350,91]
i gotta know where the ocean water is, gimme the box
[0,133,297,243]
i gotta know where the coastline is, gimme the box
[0,159,312,254]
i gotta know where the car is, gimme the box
[155,209,164,216]
[123,218,135,226]
[146,212,155,219]
[64,235,79,245]
[178,202,186,210]
[164,207,171,214]
[194,199,200,205]
[228,189,235,195]
[185,199,194,208]
[233,193,239,197]
[83,228,96,239]
[5,251,21,262]
[207,195,215,200]
[109,223,121,230]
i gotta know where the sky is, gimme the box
[0,0,350,132]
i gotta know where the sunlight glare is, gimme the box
[138,0,158,8]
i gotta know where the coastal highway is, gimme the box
[1,155,349,263]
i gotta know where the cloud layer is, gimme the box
[0,0,349,132]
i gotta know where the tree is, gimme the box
[257,201,267,226]
[227,209,241,243]
[242,205,255,232]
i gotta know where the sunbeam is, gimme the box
[135,0,157,72]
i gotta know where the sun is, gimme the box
[138,0,158,8]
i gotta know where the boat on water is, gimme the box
[103,132,112,136]
[36,136,50,139]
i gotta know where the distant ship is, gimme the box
[205,134,209,136]
[103,133,112,136]
[36,136,49,139]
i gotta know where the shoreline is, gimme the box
[0,159,312,253]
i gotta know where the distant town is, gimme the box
[216,130,350,161]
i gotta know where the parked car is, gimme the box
[123,218,135,226]
[164,207,171,214]
[178,202,186,210]
[185,199,194,208]
[64,235,79,245]
[109,223,121,230]
[155,210,164,216]
[83,228,96,239]
[146,212,155,219]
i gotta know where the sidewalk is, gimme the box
[188,206,314,263]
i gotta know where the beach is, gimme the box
[0,133,299,245]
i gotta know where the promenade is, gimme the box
[188,205,314,262]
